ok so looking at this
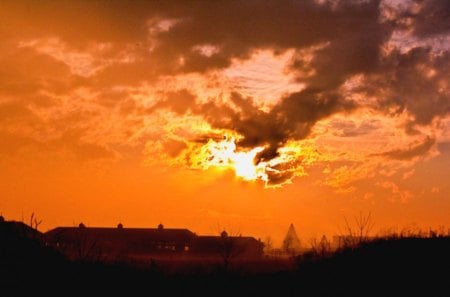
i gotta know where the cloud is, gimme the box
[407,0,450,37]
[329,119,381,137]
[149,90,197,115]
[1,0,449,187]
[2,0,391,80]
[375,136,435,160]
[188,89,355,166]
[162,139,187,158]
[372,48,450,126]
[377,180,413,203]
[0,129,116,162]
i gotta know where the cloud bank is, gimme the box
[1,0,449,187]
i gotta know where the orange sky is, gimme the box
[1,0,449,246]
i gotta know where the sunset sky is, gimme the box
[1,0,449,246]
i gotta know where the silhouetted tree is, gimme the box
[218,230,244,271]
[310,235,331,257]
[29,212,42,231]
[341,211,374,247]
[264,236,273,254]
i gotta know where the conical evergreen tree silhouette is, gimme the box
[282,223,301,252]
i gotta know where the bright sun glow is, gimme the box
[233,149,263,180]
[185,135,317,186]
[197,136,266,181]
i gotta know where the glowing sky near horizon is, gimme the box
[0,0,449,245]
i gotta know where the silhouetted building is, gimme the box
[44,224,264,261]
[191,235,264,259]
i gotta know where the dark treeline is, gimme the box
[1,219,450,297]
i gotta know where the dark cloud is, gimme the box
[0,0,153,47]
[194,89,354,164]
[266,169,295,187]
[152,87,353,169]
[2,0,446,97]
[265,160,304,186]
[192,133,226,144]
[375,136,435,160]
[366,47,450,127]
[408,0,450,37]
[147,0,391,85]
[2,0,392,81]
[298,1,389,90]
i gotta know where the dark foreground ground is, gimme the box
[1,221,450,297]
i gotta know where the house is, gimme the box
[44,223,264,261]
[190,231,264,259]
[44,223,196,260]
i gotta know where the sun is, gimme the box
[196,136,266,181]
[233,147,265,180]
[186,133,312,186]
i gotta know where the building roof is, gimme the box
[45,226,197,243]
[44,225,264,258]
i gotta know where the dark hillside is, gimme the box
[296,237,450,296]
[1,219,450,297]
